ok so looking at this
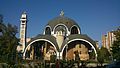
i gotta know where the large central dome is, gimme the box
[44,14,81,36]
[46,16,80,31]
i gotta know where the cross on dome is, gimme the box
[60,10,64,16]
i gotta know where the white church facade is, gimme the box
[17,11,97,61]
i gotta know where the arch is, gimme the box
[44,26,52,35]
[23,39,58,58]
[53,24,69,36]
[70,25,81,34]
[61,39,97,59]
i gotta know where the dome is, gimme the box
[46,16,80,31]
[44,12,81,35]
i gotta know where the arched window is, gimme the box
[54,25,67,36]
[45,27,51,35]
[71,26,78,34]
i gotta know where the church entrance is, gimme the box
[62,40,96,61]
[24,41,57,61]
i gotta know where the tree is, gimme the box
[111,27,120,61]
[97,47,110,66]
[0,15,19,64]
[89,50,95,60]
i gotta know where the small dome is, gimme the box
[46,16,80,31]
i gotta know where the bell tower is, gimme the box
[20,12,27,53]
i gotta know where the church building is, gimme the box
[17,11,97,61]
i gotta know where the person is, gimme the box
[55,59,60,68]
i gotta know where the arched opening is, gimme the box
[54,25,67,36]
[71,26,79,34]
[24,41,57,61]
[62,40,96,61]
[45,27,51,35]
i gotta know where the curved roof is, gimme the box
[60,34,96,51]
[26,34,96,52]
[46,16,80,31]
[26,34,59,50]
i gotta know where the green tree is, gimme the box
[111,27,120,61]
[89,50,95,60]
[0,15,19,64]
[97,47,110,66]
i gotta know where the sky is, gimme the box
[0,0,120,45]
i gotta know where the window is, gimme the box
[22,21,26,23]
[71,26,78,34]
[54,25,67,35]
[45,27,51,35]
